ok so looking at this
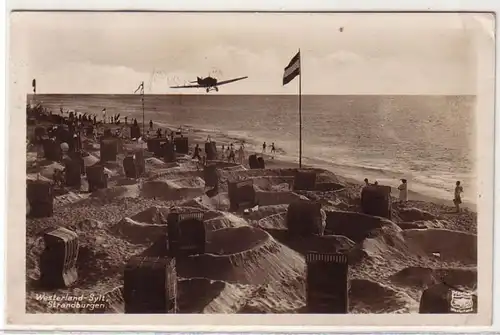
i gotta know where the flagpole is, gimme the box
[141,81,145,138]
[298,49,302,169]
[32,79,36,107]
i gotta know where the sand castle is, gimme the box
[25,104,478,314]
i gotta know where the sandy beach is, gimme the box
[24,112,477,314]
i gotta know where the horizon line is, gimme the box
[27,93,477,97]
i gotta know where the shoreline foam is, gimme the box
[147,120,477,211]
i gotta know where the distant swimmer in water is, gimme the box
[374,181,379,185]
[398,179,408,204]
[125,116,128,125]
[453,181,463,212]
[262,142,267,153]
[270,142,276,158]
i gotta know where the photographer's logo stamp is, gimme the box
[449,290,474,313]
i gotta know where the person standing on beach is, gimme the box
[398,179,408,204]
[360,178,370,196]
[262,142,267,153]
[454,181,464,212]
[221,145,225,159]
[228,147,236,163]
[193,144,201,160]
[237,145,245,164]
[270,143,276,159]
[149,120,153,130]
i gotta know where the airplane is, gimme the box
[170,75,248,93]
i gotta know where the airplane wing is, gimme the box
[215,76,248,86]
[170,83,203,89]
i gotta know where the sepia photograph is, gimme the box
[6,10,495,327]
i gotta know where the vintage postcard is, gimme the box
[6,11,495,329]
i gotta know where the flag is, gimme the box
[134,82,144,94]
[283,51,300,85]
[32,79,36,93]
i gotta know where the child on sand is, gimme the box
[398,179,408,204]
[454,181,464,212]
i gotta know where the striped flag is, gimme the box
[134,82,144,94]
[283,51,300,85]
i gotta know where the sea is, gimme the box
[31,94,477,205]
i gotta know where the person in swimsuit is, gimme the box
[270,142,276,158]
[228,147,236,163]
[237,145,245,164]
[454,181,464,212]
[398,179,408,204]
[193,144,201,160]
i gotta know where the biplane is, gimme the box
[170,75,248,93]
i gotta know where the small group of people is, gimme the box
[219,143,245,164]
[363,178,464,213]
[191,141,247,166]
[262,142,277,158]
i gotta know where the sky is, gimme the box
[9,12,495,95]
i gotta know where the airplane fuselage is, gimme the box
[171,74,247,92]
[198,77,219,92]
